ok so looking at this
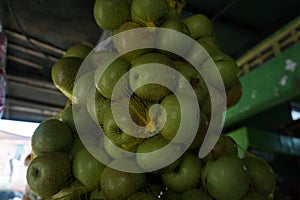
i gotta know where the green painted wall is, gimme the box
[225,42,300,127]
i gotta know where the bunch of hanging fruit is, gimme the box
[26,0,276,199]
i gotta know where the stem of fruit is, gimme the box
[146,21,156,27]
[167,0,187,14]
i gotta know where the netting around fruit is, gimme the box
[25,0,276,199]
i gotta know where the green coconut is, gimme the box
[129,53,177,102]
[94,0,132,30]
[113,21,153,62]
[156,18,191,59]
[131,0,169,27]
[212,135,238,159]
[243,157,276,197]
[202,155,249,200]
[183,14,213,39]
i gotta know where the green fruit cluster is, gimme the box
[26,1,276,199]
[92,0,243,164]
[27,45,108,199]
[92,0,243,153]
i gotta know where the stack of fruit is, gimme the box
[26,0,276,199]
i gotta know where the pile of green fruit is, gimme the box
[26,0,276,199]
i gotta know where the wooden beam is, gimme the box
[7,55,43,70]
[4,29,65,55]
[8,43,59,62]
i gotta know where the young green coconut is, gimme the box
[31,118,73,156]
[201,155,250,200]
[226,80,243,108]
[112,21,153,62]
[94,55,131,99]
[51,57,83,101]
[211,134,238,159]
[100,166,147,200]
[173,61,208,104]
[63,44,92,59]
[131,0,169,27]
[183,14,213,39]
[86,90,110,126]
[156,18,191,59]
[102,103,144,152]
[26,152,72,198]
[129,53,177,102]
[243,157,276,198]
[93,0,132,30]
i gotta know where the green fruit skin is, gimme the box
[103,137,132,159]
[128,192,157,200]
[212,135,238,159]
[201,52,239,91]
[129,53,176,102]
[183,14,213,39]
[72,71,96,105]
[166,7,180,20]
[215,60,239,90]
[131,0,169,26]
[26,152,72,198]
[90,188,107,200]
[73,106,105,145]
[63,44,92,59]
[156,18,191,58]
[173,61,208,104]
[160,94,199,143]
[160,95,180,140]
[161,153,202,192]
[103,107,142,151]
[181,188,213,200]
[70,135,104,158]
[197,37,220,57]
[113,21,153,62]
[201,152,215,164]
[136,135,169,171]
[72,147,107,188]
[55,103,76,134]
[94,0,132,30]
[95,57,131,99]
[183,44,211,71]
[197,36,220,51]
[31,119,73,156]
[86,91,110,126]
[100,167,146,200]
[241,192,268,200]
[226,80,243,108]
[89,51,118,72]
[51,57,83,100]
[202,156,249,200]
[200,85,225,118]
[212,51,236,63]
[243,157,276,197]
[189,112,209,149]
[70,137,85,158]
